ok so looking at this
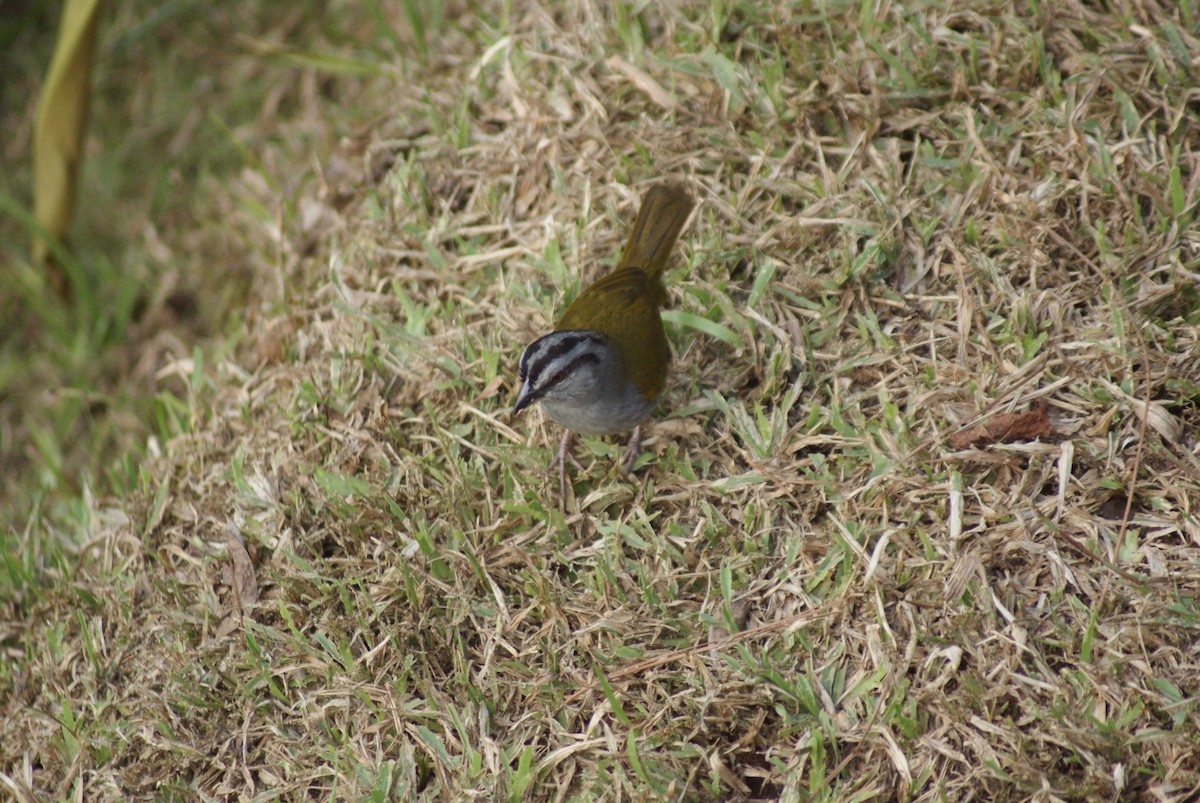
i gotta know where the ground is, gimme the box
[2,1,1200,800]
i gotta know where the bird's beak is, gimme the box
[512,381,534,416]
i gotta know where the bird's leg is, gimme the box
[548,430,585,500]
[620,425,642,474]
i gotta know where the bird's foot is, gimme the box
[548,431,585,502]
[620,425,643,475]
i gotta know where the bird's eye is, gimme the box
[552,371,565,384]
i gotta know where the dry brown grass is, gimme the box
[4,0,1200,800]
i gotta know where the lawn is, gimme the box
[3,1,1199,800]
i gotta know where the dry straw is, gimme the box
[4,0,1200,800]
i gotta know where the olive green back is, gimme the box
[554,181,696,401]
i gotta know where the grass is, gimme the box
[4,0,1200,800]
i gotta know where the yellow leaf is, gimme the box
[32,0,104,271]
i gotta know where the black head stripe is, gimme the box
[539,331,602,365]
[520,331,606,396]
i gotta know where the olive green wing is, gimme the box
[554,268,670,400]
[554,268,657,331]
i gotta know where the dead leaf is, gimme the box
[948,399,1051,449]
[215,612,240,639]
[1096,378,1183,444]
[226,521,259,613]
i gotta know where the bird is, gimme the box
[513,180,696,499]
